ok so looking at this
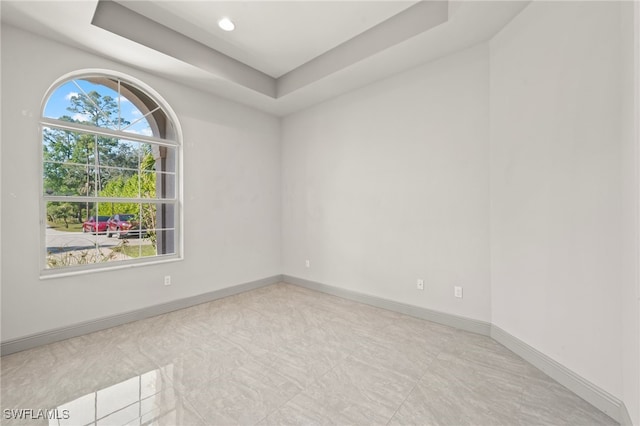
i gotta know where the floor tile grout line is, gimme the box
[249,292,384,424]
[385,379,420,426]
[220,288,359,425]
[253,333,357,425]
[382,344,445,426]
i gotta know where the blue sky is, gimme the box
[44,79,153,137]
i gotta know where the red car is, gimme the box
[107,214,144,238]
[82,216,110,234]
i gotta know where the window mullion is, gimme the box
[94,134,99,198]
[41,119,177,147]
[44,195,176,204]
[118,79,122,132]
[120,106,161,132]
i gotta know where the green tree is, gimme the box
[98,151,157,245]
[43,89,138,222]
[98,151,156,214]
[47,202,75,228]
[67,90,126,129]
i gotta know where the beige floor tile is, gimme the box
[1,282,617,426]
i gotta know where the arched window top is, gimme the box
[43,73,178,143]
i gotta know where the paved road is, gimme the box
[46,227,151,254]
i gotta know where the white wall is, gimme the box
[621,2,640,424]
[283,2,638,420]
[490,0,627,408]
[3,4,639,423]
[282,44,491,322]
[0,25,282,341]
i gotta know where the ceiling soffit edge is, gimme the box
[92,0,277,97]
[92,0,449,100]
[277,1,448,98]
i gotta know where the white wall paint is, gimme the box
[0,25,282,341]
[2,4,638,422]
[282,44,491,322]
[490,1,625,401]
[621,2,640,423]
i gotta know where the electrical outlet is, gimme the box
[416,279,424,290]
[164,275,171,286]
[454,286,463,298]
[305,260,311,268]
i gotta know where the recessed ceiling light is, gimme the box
[218,17,235,32]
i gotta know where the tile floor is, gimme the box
[1,282,617,426]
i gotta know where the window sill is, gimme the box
[39,255,184,280]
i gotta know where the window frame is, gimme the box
[39,70,183,278]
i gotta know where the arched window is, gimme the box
[41,72,181,274]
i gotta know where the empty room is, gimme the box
[1,0,639,425]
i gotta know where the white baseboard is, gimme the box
[2,273,632,425]
[282,275,491,336]
[620,402,633,426]
[0,274,283,356]
[490,325,626,425]
[283,275,628,425]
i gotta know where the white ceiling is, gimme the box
[0,1,530,116]
[120,1,419,78]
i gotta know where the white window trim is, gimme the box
[39,70,184,278]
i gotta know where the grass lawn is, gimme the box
[47,221,84,232]
[113,244,157,258]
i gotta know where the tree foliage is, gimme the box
[44,90,155,226]
[47,202,75,228]
[98,152,156,216]
[67,90,129,129]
